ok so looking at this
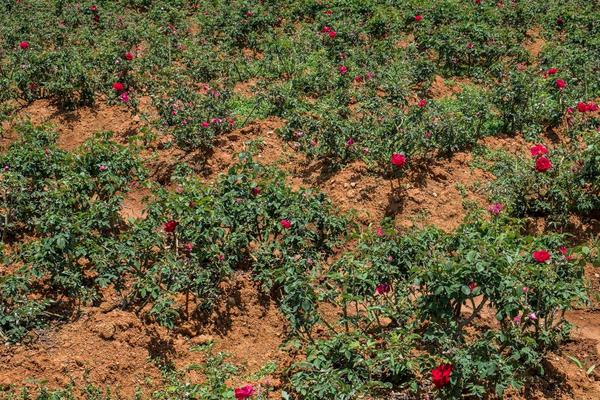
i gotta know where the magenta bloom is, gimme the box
[234,385,255,400]
[280,219,292,229]
[431,364,452,389]
[487,203,503,216]
[390,153,406,168]
[530,144,548,157]
[532,250,551,263]
[338,65,348,75]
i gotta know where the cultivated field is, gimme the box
[0,1,599,399]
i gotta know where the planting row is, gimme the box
[0,124,596,398]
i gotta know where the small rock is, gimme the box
[97,322,116,340]
[190,335,214,345]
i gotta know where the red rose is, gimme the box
[546,68,558,75]
[559,246,574,261]
[112,82,124,92]
[321,26,332,33]
[89,5,98,12]
[163,220,178,233]
[124,52,134,60]
[390,153,406,167]
[532,250,551,263]
[415,14,423,22]
[555,79,566,90]
[338,65,348,75]
[468,282,477,292]
[280,219,292,229]
[530,144,548,158]
[375,283,391,295]
[535,156,552,172]
[578,101,598,112]
[556,17,564,26]
[431,364,452,389]
[251,187,261,196]
[417,99,427,108]
[328,31,337,39]
[19,41,29,50]
[234,385,255,400]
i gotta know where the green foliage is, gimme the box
[288,216,588,399]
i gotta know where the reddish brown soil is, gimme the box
[524,27,546,59]
[0,274,286,397]
[1,100,599,399]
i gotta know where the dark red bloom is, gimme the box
[124,52,134,61]
[280,219,292,229]
[163,220,178,233]
[112,82,124,92]
[19,41,29,50]
[468,282,477,292]
[556,17,564,26]
[487,202,503,216]
[559,246,574,261]
[530,144,548,157]
[417,99,427,108]
[234,385,255,400]
[555,79,566,90]
[535,156,552,172]
[390,153,406,167]
[251,187,261,196]
[546,68,558,75]
[328,31,337,39]
[89,5,97,12]
[532,250,551,263]
[375,283,391,295]
[415,14,423,22]
[338,65,348,75]
[431,364,452,389]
